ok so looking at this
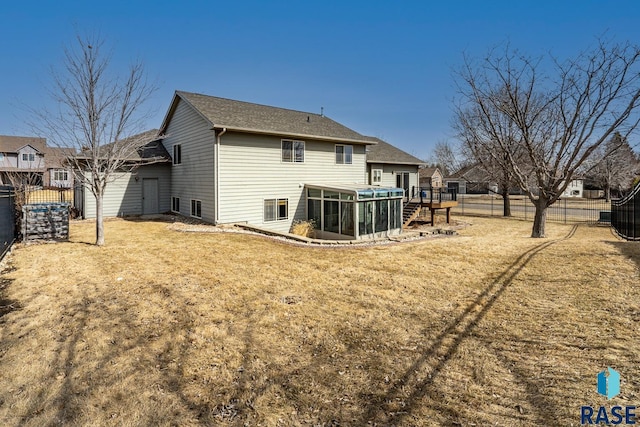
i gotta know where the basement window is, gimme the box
[264,198,288,221]
[190,199,201,218]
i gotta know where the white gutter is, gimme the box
[215,127,227,224]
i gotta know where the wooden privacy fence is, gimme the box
[611,182,640,241]
[21,203,70,242]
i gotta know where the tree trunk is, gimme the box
[531,198,548,238]
[502,188,511,217]
[96,193,105,246]
[605,186,611,202]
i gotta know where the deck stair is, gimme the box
[402,201,421,228]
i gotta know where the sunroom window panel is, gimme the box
[341,202,354,236]
[375,200,389,232]
[308,199,321,229]
[324,200,339,233]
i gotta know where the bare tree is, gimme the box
[34,34,157,245]
[589,132,640,200]
[454,40,640,237]
[431,140,465,177]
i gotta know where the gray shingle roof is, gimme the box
[162,91,374,144]
[365,137,425,165]
[75,129,170,163]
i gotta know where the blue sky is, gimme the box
[1,0,639,161]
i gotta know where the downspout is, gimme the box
[215,127,227,224]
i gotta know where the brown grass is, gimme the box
[0,217,638,426]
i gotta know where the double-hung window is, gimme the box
[335,145,353,164]
[22,153,35,162]
[372,169,382,184]
[282,140,304,163]
[264,198,288,221]
[190,199,201,218]
[173,144,182,165]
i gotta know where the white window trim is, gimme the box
[53,169,69,181]
[190,199,202,218]
[264,198,289,222]
[372,169,382,184]
[173,144,182,165]
[281,140,305,163]
[171,196,180,213]
[335,144,353,165]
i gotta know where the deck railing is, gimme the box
[414,187,457,204]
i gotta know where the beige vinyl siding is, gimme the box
[218,132,367,233]
[16,146,43,170]
[161,99,216,222]
[0,153,18,168]
[368,163,419,192]
[82,164,171,218]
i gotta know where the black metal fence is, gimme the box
[611,182,640,241]
[0,186,16,259]
[455,194,611,224]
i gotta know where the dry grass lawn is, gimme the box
[0,217,639,426]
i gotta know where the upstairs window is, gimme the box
[282,140,304,163]
[335,145,353,164]
[372,169,382,184]
[173,144,182,165]
[53,169,69,181]
[22,153,35,162]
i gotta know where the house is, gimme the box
[74,130,172,218]
[0,135,74,188]
[364,137,425,199]
[561,179,584,198]
[160,91,411,240]
[443,163,498,194]
[419,167,443,189]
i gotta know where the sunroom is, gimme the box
[305,184,404,240]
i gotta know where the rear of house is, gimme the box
[160,91,404,240]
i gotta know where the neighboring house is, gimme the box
[419,167,443,189]
[364,137,425,199]
[561,179,584,198]
[444,163,498,194]
[0,135,74,188]
[74,130,172,218]
[157,91,404,240]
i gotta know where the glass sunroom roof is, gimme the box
[305,183,404,200]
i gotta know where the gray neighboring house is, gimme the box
[444,163,498,194]
[75,130,172,218]
[364,137,425,199]
[158,91,406,240]
[0,135,74,188]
